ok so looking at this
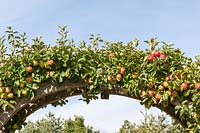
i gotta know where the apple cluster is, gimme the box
[107,66,126,82]
[138,51,200,108]
[0,27,199,132]
[0,59,55,102]
[147,51,167,61]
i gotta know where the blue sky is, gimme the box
[1,0,200,132]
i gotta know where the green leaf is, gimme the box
[61,71,65,77]
[32,83,39,90]
[65,69,71,78]
[59,75,63,83]
[108,83,113,90]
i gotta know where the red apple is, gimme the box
[26,76,33,83]
[148,82,154,89]
[172,91,178,97]
[153,51,160,57]
[155,93,162,101]
[116,74,122,81]
[165,76,170,81]
[165,74,173,81]
[160,54,167,59]
[5,87,11,94]
[140,90,146,98]
[148,90,154,96]
[195,83,200,89]
[7,93,14,99]
[181,82,188,90]
[147,55,155,61]
[26,66,33,72]
[108,52,115,58]
[47,60,54,65]
[107,75,114,81]
[120,67,126,75]
[176,74,181,79]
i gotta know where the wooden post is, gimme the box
[101,91,109,99]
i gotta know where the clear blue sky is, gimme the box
[1,1,200,132]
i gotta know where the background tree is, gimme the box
[118,110,185,133]
[20,112,63,133]
[20,111,185,133]
[19,112,99,133]
[63,116,99,133]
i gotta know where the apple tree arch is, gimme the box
[0,26,199,132]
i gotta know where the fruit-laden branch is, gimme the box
[0,27,199,132]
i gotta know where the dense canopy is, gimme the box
[0,26,199,132]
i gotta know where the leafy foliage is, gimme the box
[118,111,184,133]
[0,26,199,131]
[20,111,184,133]
[19,112,99,133]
